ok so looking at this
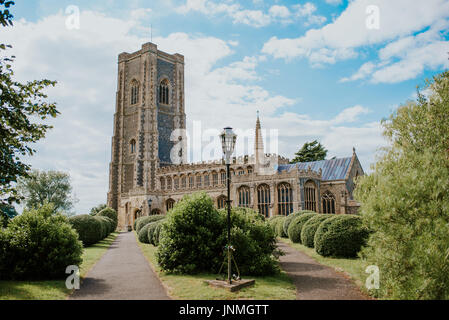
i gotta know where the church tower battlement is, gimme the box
[107,42,186,211]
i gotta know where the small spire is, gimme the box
[353,147,356,155]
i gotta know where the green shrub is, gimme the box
[283,211,315,235]
[274,216,287,238]
[0,204,83,280]
[136,215,166,233]
[69,214,103,246]
[152,221,164,246]
[95,216,113,238]
[314,215,369,258]
[147,222,160,245]
[301,214,332,248]
[97,207,117,231]
[267,215,284,233]
[138,223,153,244]
[157,192,280,276]
[287,213,317,243]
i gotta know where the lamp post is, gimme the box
[220,127,237,284]
[147,198,153,215]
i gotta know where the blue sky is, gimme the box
[3,0,449,213]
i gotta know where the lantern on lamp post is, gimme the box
[220,127,237,284]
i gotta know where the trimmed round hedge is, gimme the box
[274,216,287,238]
[135,215,166,233]
[138,223,153,244]
[95,216,113,238]
[157,192,280,276]
[314,215,369,258]
[69,214,104,246]
[147,222,161,246]
[301,214,332,248]
[152,222,164,246]
[287,213,317,243]
[283,211,316,235]
[0,205,83,280]
[97,207,117,231]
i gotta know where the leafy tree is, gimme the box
[90,204,107,216]
[290,140,328,163]
[355,71,449,299]
[0,1,59,206]
[17,170,76,215]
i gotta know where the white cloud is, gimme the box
[263,0,449,81]
[176,0,326,27]
[269,5,290,19]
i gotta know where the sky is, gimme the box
[2,0,449,214]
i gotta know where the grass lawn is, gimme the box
[136,233,296,300]
[279,238,373,297]
[0,232,119,300]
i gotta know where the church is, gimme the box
[107,42,364,231]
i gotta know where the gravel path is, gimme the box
[278,241,369,300]
[70,232,170,300]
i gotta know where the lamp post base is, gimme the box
[205,279,255,292]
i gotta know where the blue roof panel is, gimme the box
[277,157,352,181]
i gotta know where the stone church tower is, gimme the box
[107,42,186,214]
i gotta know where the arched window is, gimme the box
[257,184,271,218]
[181,176,187,189]
[204,173,210,187]
[238,186,251,208]
[196,174,202,188]
[217,195,227,209]
[166,177,172,190]
[237,167,244,176]
[174,176,179,190]
[159,79,170,105]
[130,81,139,105]
[189,175,194,189]
[212,171,218,187]
[166,199,175,212]
[160,177,165,191]
[322,191,336,214]
[130,139,136,154]
[278,183,293,216]
[304,180,317,212]
[247,166,253,175]
[220,170,226,186]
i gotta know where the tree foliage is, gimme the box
[0,1,59,205]
[90,204,107,216]
[355,71,449,299]
[290,140,328,163]
[16,170,76,214]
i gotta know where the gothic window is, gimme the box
[322,191,336,214]
[217,195,227,209]
[220,170,227,186]
[159,79,170,105]
[196,175,202,188]
[204,173,210,187]
[247,166,253,175]
[160,177,165,191]
[189,175,194,189]
[278,183,293,216]
[174,176,179,190]
[304,180,317,212]
[166,199,175,212]
[212,172,218,187]
[238,186,251,208]
[166,177,172,190]
[237,167,244,176]
[130,81,139,105]
[130,139,136,154]
[257,184,271,218]
[181,176,187,189]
